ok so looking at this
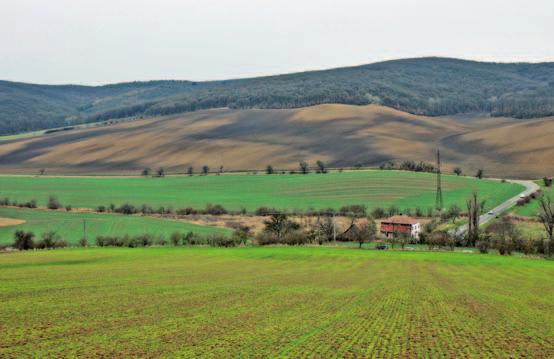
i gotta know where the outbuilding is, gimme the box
[380,215,421,239]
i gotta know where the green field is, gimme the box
[0,171,524,212]
[0,207,229,246]
[513,181,554,217]
[1,247,552,357]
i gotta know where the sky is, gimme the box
[1,0,553,85]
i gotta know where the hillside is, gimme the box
[0,104,551,178]
[2,57,554,135]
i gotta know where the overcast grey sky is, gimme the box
[1,0,553,85]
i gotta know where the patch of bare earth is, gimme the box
[0,217,25,227]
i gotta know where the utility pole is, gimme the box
[83,219,87,241]
[435,148,444,211]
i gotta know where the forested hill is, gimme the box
[2,57,554,135]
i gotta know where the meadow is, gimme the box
[0,171,523,213]
[0,207,229,246]
[513,181,554,217]
[1,247,552,357]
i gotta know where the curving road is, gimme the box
[454,179,540,236]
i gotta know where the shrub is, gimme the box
[47,195,61,210]
[339,204,367,217]
[0,197,10,206]
[170,231,182,246]
[205,204,228,215]
[371,207,386,219]
[96,205,106,213]
[65,205,72,211]
[141,204,154,214]
[255,207,278,216]
[476,240,490,254]
[176,207,198,215]
[13,230,35,250]
[206,234,240,247]
[115,203,137,215]
[256,232,280,246]
[79,237,88,247]
[35,231,67,249]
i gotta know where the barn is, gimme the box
[380,215,421,239]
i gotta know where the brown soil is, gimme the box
[0,217,25,227]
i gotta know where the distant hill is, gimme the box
[0,104,551,178]
[2,57,554,135]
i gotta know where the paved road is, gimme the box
[454,179,540,236]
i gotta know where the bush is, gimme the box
[338,204,367,217]
[79,237,88,247]
[96,205,106,213]
[255,207,278,216]
[47,195,61,210]
[141,204,154,214]
[176,207,198,215]
[13,230,35,250]
[282,230,312,245]
[205,204,228,215]
[115,203,138,215]
[18,199,37,208]
[476,240,490,254]
[371,207,386,219]
[206,234,240,247]
[0,197,10,206]
[256,232,280,246]
[65,205,72,211]
[35,231,67,249]
[170,231,182,246]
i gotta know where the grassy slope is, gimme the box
[0,171,523,212]
[513,181,554,217]
[1,247,552,357]
[0,207,229,245]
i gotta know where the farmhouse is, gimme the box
[380,215,421,239]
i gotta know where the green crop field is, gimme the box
[1,247,552,357]
[0,207,229,246]
[0,171,524,212]
[513,181,554,217]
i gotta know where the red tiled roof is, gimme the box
[382,215,419,225]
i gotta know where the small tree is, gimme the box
[446,204,461,223]
[142,168,150,176]
[47,195,61,210]
[316,160,327,174]
[202,165,209,175]
[543,177,553,187]
[13,230,35,250]
[39,168,46,175]
[263,213,299,240]
[299,161,309,175]
[187,167,194,176]
[475,169,484,179]
[466,191,481,247]
[351,218,377,248]
[157,168,165,177]
[453,167,462,176]
[79,237,88,247]
[266,165,274,175]
[538,195,554,252]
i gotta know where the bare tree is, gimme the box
[266,165,274,175]
[453,167,462,176]
[187,167,194,176]
[475,169,484,179]
[299,161,309,174]
[466,191,481,247]
[538,196,554,247]
[202,165,209,175]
